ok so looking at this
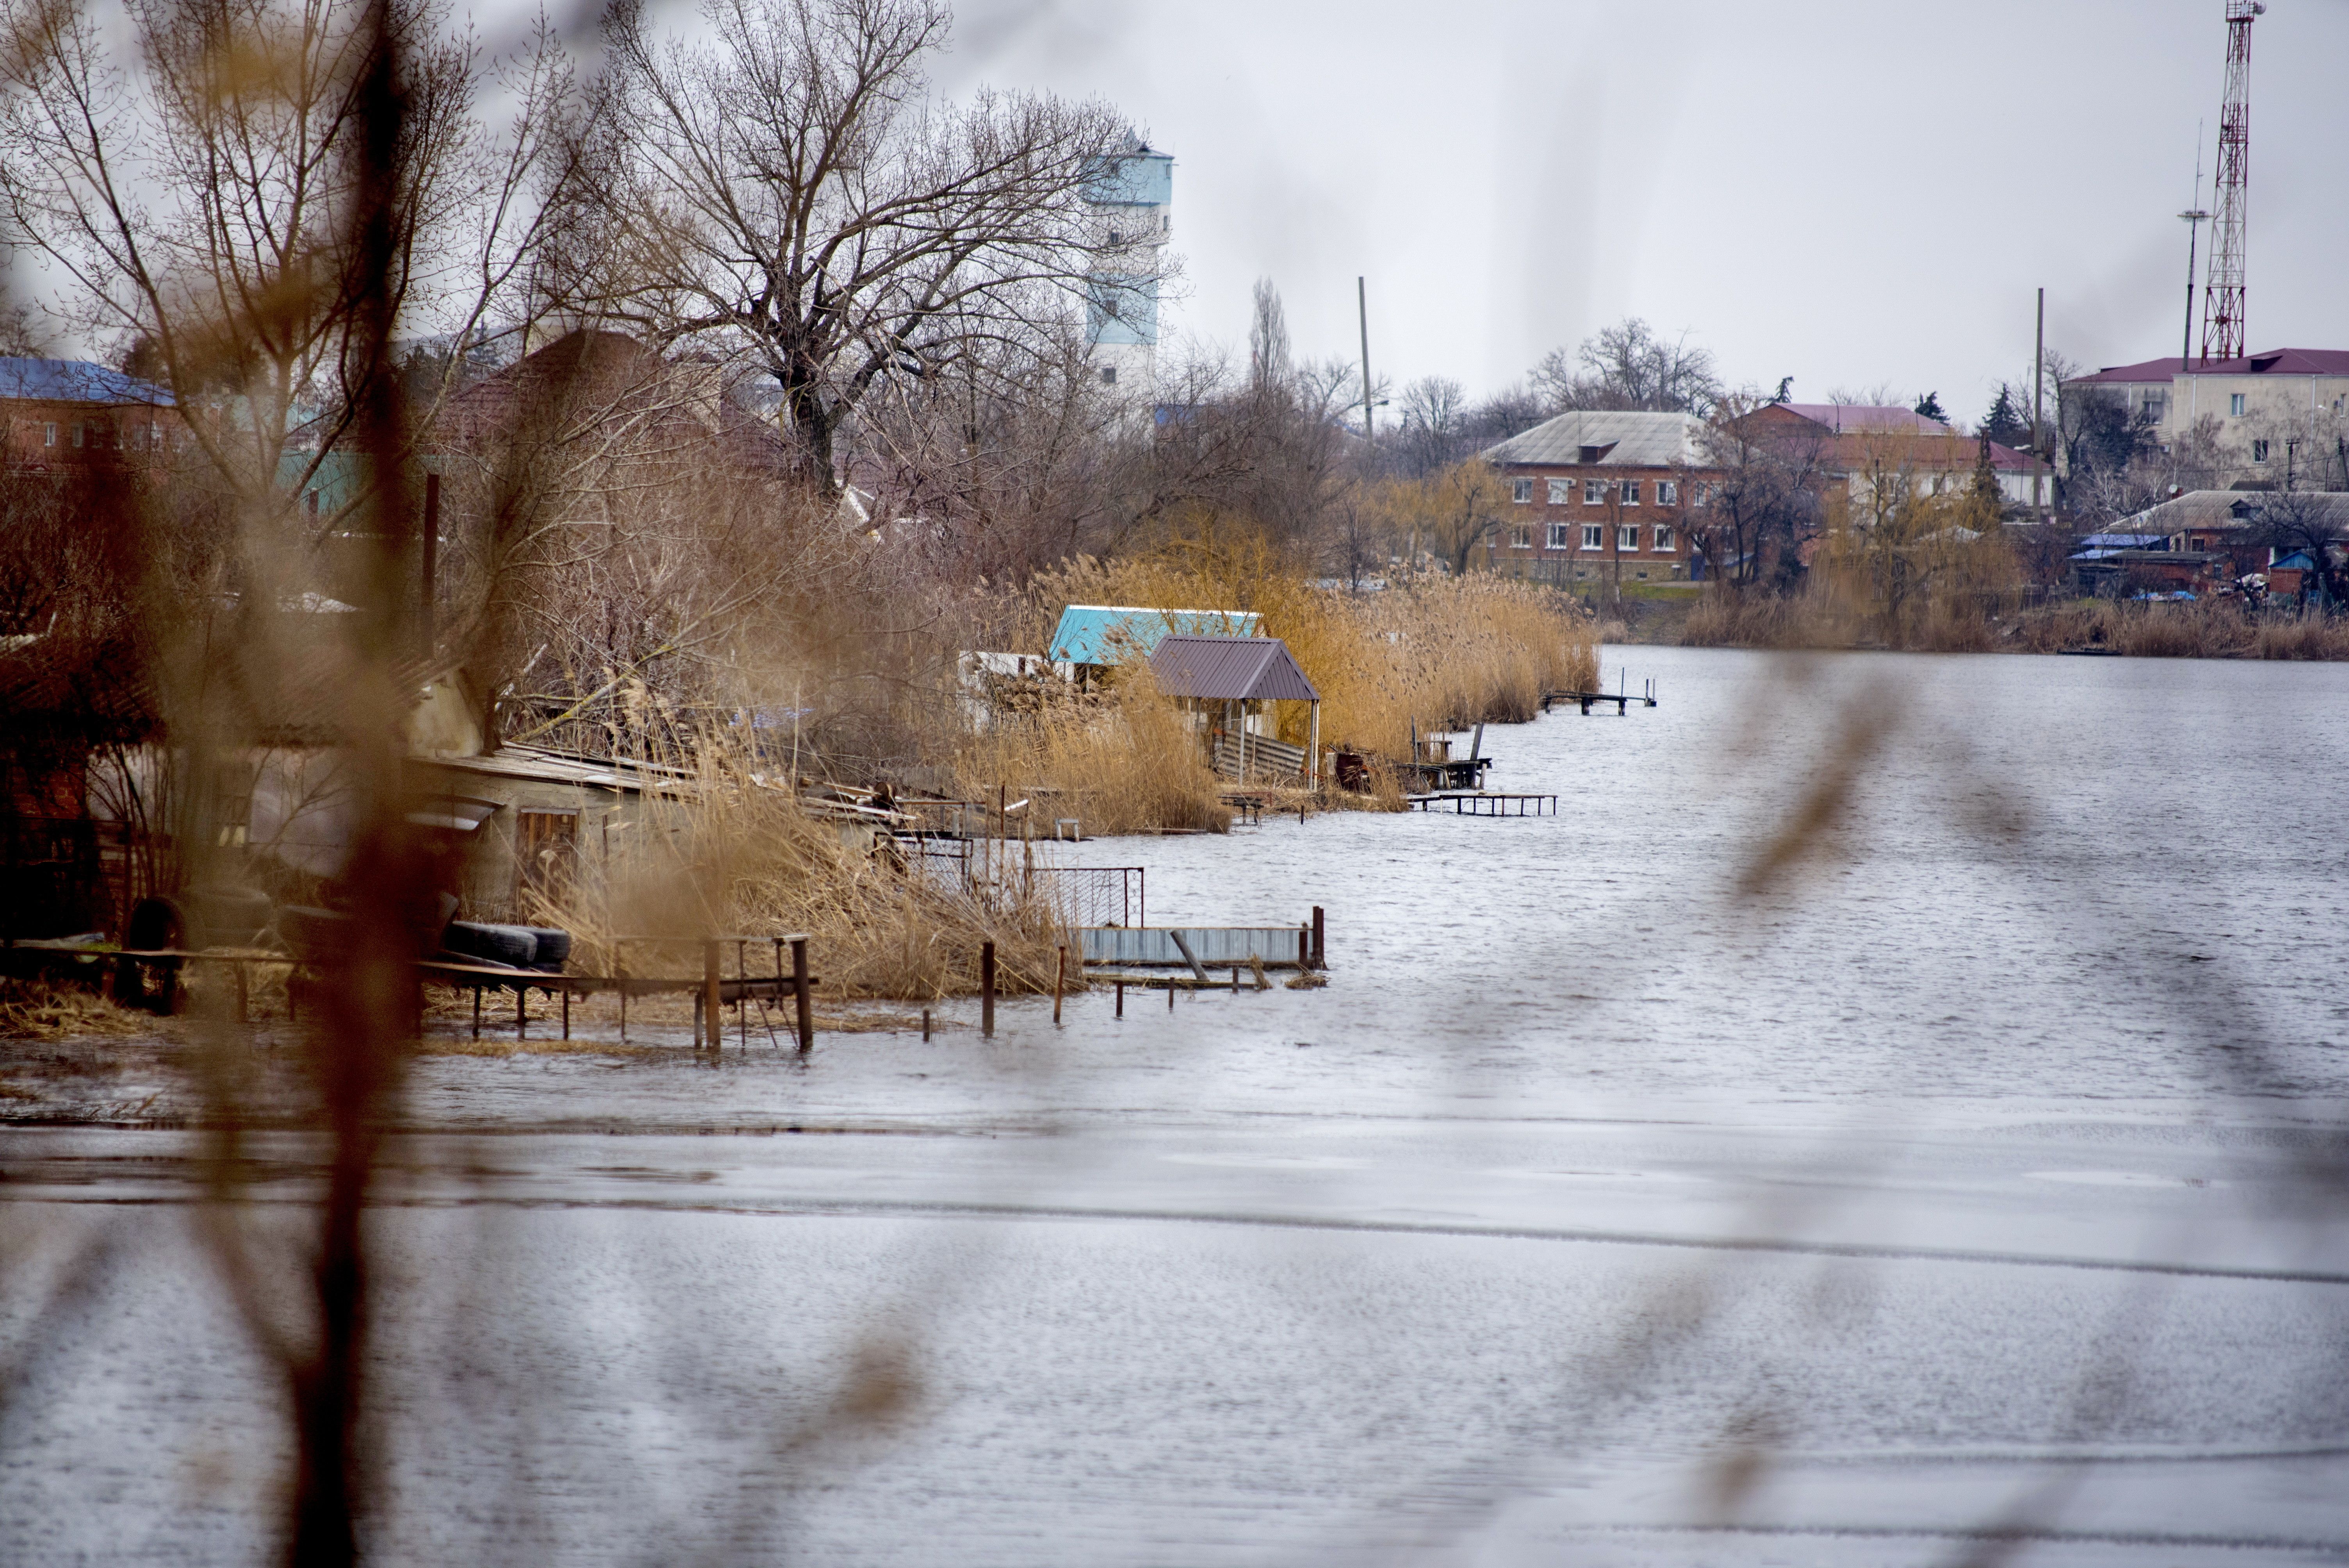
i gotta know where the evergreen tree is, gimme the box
[1981,384,2029,447]
[1913,390,1948,424]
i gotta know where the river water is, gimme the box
[5,646,2349,1565]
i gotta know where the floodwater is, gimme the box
[6,646,2349,1565]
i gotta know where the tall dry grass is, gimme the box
[2247,610,2349,661]
[2008,600,2253,659]
[528,762,1076,1001]
[957,662,1232,835]
[1014,541,1597,759]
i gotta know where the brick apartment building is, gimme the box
[1476,410,1709,583]
[0,357,176,470]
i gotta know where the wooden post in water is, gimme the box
[791,936,813,1053]
[1168,976,1175,1010]
[561,987,569,1040]
[921,1009,932,1041]
[981,941,996,1035]
[1312,906,1325,970]
[1115,981,1124,1017]
[1053,946,1066,1025]
[471,985,480,1038]
[703,939,722,1052]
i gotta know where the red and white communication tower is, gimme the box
[2199,0,2262,363]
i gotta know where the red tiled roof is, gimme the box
[2067,348,2349,385]
[1773,403,1956,435]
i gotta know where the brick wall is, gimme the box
[1486,462,1706,579]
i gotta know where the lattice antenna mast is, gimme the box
[2199,0,2262,363]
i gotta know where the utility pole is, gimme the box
[2033,287,2047,515]
[1357,276,1375,442]
[2180,127,2208,364]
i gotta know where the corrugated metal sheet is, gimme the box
[1147,635,1319,702]
[2117,490,2349,534]
[0,357,174,406]
[1479,410,1705,468]
[1047,604,1260,665]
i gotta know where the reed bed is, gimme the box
[1685,588,2349,662]
[1014,547,1597,760]
[530,755,1078,1003]
[957,662,1232,835]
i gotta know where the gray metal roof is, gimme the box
[2119,489,2349,532]
[1147,635,1320,702]
[0,357,174,406]
[1479,410,1706,468]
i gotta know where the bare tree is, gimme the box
[586,0,1139,497]
[1390,374,1467,478]
[1685,392,1829,592]
[1531,317,1720,416]
[0,0,576,524]
[2255,490,2349,608]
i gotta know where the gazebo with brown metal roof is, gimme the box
[1146,634,1322,787]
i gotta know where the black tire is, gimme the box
[280,905,356,959]
[442,921,537,967]
[522,928,571,972]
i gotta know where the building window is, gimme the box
[71,422,85,448]
[1657,480,1678,505]
[2230,393,2246,417]
[1617,524,1638,551]
[517,809,580,902]
[1547,478,1572,505]
[1653,525,1675,552]
[1512,478,1532,503]
[1581,524,1602,551]
[2140,390,2166,420]
[1620,479,1640,505]
[1578,478,1598,504]
[1509,526,1531,549]
[2253,439,2270,464]
[43,422,56,447]
[1099,366,1116,385]
[1548,522,1572,550]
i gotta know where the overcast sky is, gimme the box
[929,0,2349,426]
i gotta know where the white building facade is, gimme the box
[1081,136,1173,405]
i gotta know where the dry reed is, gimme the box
[0,976,152,1039]
[1013,545,1597,760]
[529,750,1080,1003]
[957,662,1232,835]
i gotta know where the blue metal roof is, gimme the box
[1047,604,1261,665]
[0,357,173,406]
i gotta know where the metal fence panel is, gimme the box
[1080,927,1308,967]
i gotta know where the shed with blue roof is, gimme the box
[1046,604,1260,670]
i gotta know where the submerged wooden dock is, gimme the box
[1541,677,1659,715]
[1406,791,1557,816]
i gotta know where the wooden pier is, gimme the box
[1406,792,1558,817]
[1541,678,1659,715]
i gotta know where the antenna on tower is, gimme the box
[2198,0,2262,364]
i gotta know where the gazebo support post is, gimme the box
[1306,701,1320,789]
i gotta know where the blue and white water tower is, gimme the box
[1082,133,1173,402]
